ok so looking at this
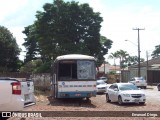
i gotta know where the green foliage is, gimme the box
[108,50,145,69]
[23,25,40,63]
[20,59,51,73]
[35,62,51,73]
[0,26,21,72]
[151,45,160,58]
[109,50,129,69]
[108,52,119,65]
[23,0,113,72]
[108,71,116,75]
[20,59,42,73]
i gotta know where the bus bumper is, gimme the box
[57,91,96,98]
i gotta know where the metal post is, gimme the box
[137,29,140,77]
[133,28,145,77]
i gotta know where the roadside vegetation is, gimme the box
[0,0,160,74]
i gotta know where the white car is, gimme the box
[96,80,107,93]
[99,77,108,83]
[106,83,146,105]
[129,77,147,89]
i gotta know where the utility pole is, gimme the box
[146,51,149,70]
[133,28,145,77]
[104,61,105,76]
[146,51,149,82]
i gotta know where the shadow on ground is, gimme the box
[47,96,96,108]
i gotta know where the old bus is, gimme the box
[50,54,97,99]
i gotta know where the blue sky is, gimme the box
[0,0,160,64]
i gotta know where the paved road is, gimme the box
[142,86,160,103]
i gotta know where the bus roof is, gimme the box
[55,54,96,61]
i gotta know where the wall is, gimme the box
[30,73,51,91]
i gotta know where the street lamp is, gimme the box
[125,39,141,77]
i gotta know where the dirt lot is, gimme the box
[8,86,160,120]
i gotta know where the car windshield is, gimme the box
[100,77,107,80]
[96,80,105,85]
[119,84,138,91]
[135,77,144,80]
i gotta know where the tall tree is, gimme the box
[122,55,145,67]
[0,26,20,72]
[23,0,112,67]
[97,36,112,66]
[151,45,160,58]
[23,25,40,63]
[108,52,118,66]
[116,50,129,69]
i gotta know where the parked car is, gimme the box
[129,77,147,89]
[157,83,160,91]
[96,80,107,93]
[99,77,108,83]
[106,83,146,105]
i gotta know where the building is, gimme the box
[98,64,120,74]
[122,57,160,84]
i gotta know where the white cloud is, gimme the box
[1,0,160,63]
[0,0,53,60]
[80,1,160,64]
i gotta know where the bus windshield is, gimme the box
[58,60,95,80]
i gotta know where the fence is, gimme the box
[31,73,51,91]
[0,72,30,78]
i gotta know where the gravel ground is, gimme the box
[8,86,160,120]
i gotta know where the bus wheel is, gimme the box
[86,97,91,103]
[86,97,90,101]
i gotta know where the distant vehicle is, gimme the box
[157,83,160,91]
[0,77,36,112]
[129,77,147,89]
[99,77,108,83]
[96,80,107,93]
[106,83,146,105]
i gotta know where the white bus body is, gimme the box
[51,54,97,99]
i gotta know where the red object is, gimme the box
[11,82,21,95]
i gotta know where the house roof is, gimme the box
[99,64,120,72]
[129,57,160,68]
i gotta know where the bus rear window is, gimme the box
[58,60,95,80]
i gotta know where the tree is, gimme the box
[0,26,21,72]
[121,55,145,67]
[20,59,49,73]
[23,0,112,70]
[23,25,40,63]
[125,56,138,66]
[151,45,160,58]
[108,52,118,66]
[97,36,112,66]
[108,50,145,69]
[108,52,119,72]
[116,50,129,69]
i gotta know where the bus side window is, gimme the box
[71,63,77,79]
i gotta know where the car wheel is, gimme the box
[144,86,146,89]
[118,96,123,105]
[139,102,145,105]
[106,94,111,102]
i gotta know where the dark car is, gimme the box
[157,83,160,91]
